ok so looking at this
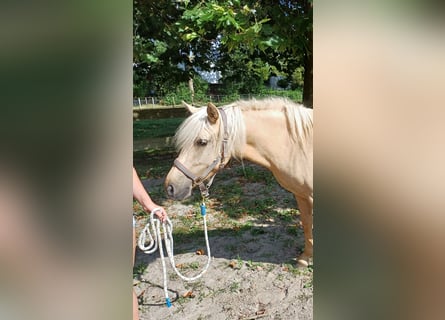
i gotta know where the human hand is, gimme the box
[152,207,167,223]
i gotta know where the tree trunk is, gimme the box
[302,29,313,108]
[302,0,313,108]
[188,77,195,104]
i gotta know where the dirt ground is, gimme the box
[133,162,313,320]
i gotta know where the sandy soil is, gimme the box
[134,163,313,320]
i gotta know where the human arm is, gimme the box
[133,167,167,222]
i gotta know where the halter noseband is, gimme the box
[173,108,229,197]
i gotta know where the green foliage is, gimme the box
[291,66,305,90]
[178,1,275,53]
[134,0,312,103]
[277,78,289,89]
[164,76,209,105]
[133,0,189,96]
[257,88,303,103]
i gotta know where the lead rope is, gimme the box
[137,204,212,308]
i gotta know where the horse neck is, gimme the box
[239,108,288,169]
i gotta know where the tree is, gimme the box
[133,0,189,96]
[177,0,313,106]
[133,0,313,107]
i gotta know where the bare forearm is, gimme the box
[133,167,167,222]
[133,168,156,210]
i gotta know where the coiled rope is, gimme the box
[137,204,212,308]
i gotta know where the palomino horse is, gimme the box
[165,97,313,266]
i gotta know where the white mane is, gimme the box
[174,97,312,157]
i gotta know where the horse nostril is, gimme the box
[167,185,174,197]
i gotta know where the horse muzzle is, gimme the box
[165,181,192,200]
[165,167,194,200]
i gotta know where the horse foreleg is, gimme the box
[295,195,313,267]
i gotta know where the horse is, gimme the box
[164,97,313,266]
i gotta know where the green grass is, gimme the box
[133,118,183,178]
[246,260,264,270]
[179,261,201,271]
[133,118,184,139]
[229,281,240,293]
[286,225,303,237]
[250,227,267,236]
[236,164,276,185]
[133,263,146,278]
[133,150,176,179]
[277,208,300,222]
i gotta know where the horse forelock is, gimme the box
[174,108,212,152]
[174,105,246,158]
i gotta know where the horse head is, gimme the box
[165,102,229,200]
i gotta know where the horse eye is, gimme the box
[196,138,208,146]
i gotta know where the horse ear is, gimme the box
[182,101,199,114]
[207,102,219,124]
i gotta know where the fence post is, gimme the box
[138,98,141,109]
[151,97,155,108]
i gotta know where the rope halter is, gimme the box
[173,107,229,198]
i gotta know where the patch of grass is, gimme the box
[281,262,313,284]
[185,280,205,291]
[236,164,275,185]
[276,274,284,281]
[215,182,243,203]
[246,260,264,270]
[209,287,227,297]
[225,244,237,253]
[281,238,297,249]
[266,263,276,272]
[190,261,201,270]
[133,263,146,278]
[302,265,314,288]
[250,227,266,236]
[133,150,176,179]
[133,118,184,139]
[282,263,301,276]
[197,291,208,303]
[174,209,205,234]
[210,222,253,237]
[277,208,299,222]
[171,230,197,245]
[176,213,198,228]
[286,225,303,236]
[146,185,166,201]
[303,278,313,288]
[236,255,244,268]
[180,261,200,271]
[270,232,282,241]
[229,281,240,293]
[175,295,188,305]
[233,197,277,218]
